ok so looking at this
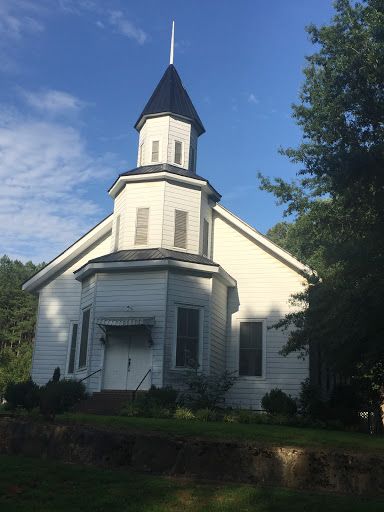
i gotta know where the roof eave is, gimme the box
[134,111,205,136]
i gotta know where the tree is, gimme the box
[0,255,44,395]
[259,1,384,408]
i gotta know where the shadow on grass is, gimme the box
[1,455,383,512]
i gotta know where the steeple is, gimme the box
[134,23,204,173]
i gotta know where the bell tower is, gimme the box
[134,22,205,172]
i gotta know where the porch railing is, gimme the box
[132,369,151,401]
[79,368,102,383]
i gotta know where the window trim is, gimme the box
[134,207,150,246]
[65,320,78,376]
[78,306,92,370]
[151,139,160,163]
[173,304,204,369]
[237,318,267,379]
[174,140,183,166]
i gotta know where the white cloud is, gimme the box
[96,20,104,29]
[20,89,85,114]
[0,107,119,263]
[248,93,259,105]
[108,10,147,45]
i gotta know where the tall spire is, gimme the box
[169,21,175,65]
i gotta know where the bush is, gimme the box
[40,379,87,419]
[4,378,40,411]
[120,402,141,417]
[144,385,179,408]
[195,408,218,422]
[178,368,238,410]
[298,378,325,419]
[328,385,360,426]
[261,388,297,416]
[173,406,195,420]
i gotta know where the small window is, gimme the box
[174,210,187,249]
[78,308,91,368]
[174,141,182,165]
[135,207,149,245]
[67,323,78,374]
[114,215,121,252]
[176,307,200,367]
[239,322,263,376]
[202,219,209,256]
[151,140,159,162]
[189,147,196,172]
[139,144,144,166]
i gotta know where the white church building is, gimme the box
[23,40,308,409]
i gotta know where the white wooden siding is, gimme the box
[120,181,165,250]
[31,233,112,386]
[199,191,213,257]
[163,271,211,387]
[167,116,191,170]
[210,276,227,375]
[162,181,201,254]
[89,271,167,391]
[110,188,125,253]
[212,212,308,409]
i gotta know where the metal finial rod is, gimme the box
[170,21,175,65]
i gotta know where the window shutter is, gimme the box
[190,147,196,172]
[78,309,90,368]
[174,210,187,249]
[152,141,159,162]
[203,219,209,256]
[135,208,149,245]
[174,141,182,165]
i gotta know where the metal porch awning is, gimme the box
[95,317,155,327]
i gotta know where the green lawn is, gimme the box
[59,413,384,452]
[1,455,383,512]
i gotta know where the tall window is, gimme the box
[176,307,200,367]
[174,140,182,165]
[78,308,91,368]
[113,215,121,252]
[174,210,187,249]
[151,140,159,162]
[202,219,209,256]
[67,323,78,374]
[135,207,149,245]
[239,321,263,376]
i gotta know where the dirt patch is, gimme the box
[0,417,383,496]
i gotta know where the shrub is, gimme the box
[173,406,195,420]
[261,388,297,416]
[298,378,325,419]
[40,379,87,419]
[223,413,238,423]
[328,385,360,426]
[120,402,141,417]
[178,368,238,410]
[4,378,40,411]
[145,385,179,408]
[195,408,217,422]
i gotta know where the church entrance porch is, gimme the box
[102,327,152,391]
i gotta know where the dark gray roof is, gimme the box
[75,248,218,273]
[110,163,222,199]
[134,64,205,136]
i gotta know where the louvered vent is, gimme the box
[174,141,182,165]
[152,141,159,162]
[135,208,149,245]
[174,210,187,249]
[203,219,209,256]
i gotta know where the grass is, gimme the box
[58,413,384,453]
[1,455,383,512]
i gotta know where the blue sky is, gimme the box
[0,0,337,263]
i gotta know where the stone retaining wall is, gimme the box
[0,418,383,496]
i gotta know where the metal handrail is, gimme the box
[79,368,102,383]
[132,369,151,401]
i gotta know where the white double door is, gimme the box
[102,328,151,390]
